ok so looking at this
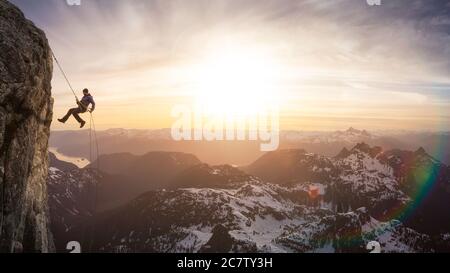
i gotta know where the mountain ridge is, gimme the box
[50,127,450,165]
[47,143,450,252]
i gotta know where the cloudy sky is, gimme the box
[10,0,450,131]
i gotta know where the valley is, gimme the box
[47,140,450,253]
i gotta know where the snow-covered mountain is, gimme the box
[281,127,373,143]
[378,148,450,234]
[48,166,97,251]
[333,143,409,219]
[87,182,431,253]
[47,144,450,253]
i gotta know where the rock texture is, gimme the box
[0,0,54,252]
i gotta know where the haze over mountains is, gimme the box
[3,0,448,254]
[47,140,450,253]
[50,128,450,166]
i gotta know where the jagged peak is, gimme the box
[335,147,351,159]
[350,143,383,158]
[347,127,360,133]
[413,147,441,164]
[344,127,370,134]
[415,147,427,156]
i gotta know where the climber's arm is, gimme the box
[89,97,96,112]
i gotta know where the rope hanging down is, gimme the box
[88,112,100,252]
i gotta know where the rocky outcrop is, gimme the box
[199,225,233,253]
[0,0,54,252]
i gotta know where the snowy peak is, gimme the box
[337,143,394,179]
[379,147,442,172]
[279,127,374,145]
[351,143,383,158]
[344,127,371,136]
[329,128,373,142]
[333,143,407,217]
[335,143,384,161]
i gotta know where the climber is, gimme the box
[58,88,95,128]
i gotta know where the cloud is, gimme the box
[9,0,450,130]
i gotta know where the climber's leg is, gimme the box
[72,108,87,128]
[72,109,84,123]
[58,107,79,123]
[58,108,85,128]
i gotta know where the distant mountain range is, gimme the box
[50,127,450,166]
[47,142,450,253]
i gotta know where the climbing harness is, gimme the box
[51,49,100,252]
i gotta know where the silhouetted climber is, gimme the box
[58,88,95,128]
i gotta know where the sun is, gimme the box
[193,45,281,119]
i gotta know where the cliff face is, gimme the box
[0,0,54,252]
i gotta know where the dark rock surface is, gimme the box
[0,0,54,252]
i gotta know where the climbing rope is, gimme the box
[51,49,100,252]
[87,112,100,252]
[50,50,78,101]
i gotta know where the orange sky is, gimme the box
[12,0,450,131]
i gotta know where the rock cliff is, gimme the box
[0,0,54,252]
